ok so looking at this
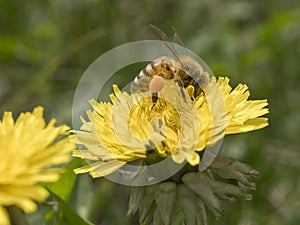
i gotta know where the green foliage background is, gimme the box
[1,0,300,224]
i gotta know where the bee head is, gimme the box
[177,56,204,78]
[171,56,203,81]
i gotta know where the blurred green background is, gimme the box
[1,0,300,225]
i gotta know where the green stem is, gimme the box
[6,206,30,225]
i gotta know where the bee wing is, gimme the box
[172,26,189,56]
[149,24,169,43]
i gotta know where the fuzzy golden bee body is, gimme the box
[130,55,209,99]
[130,25,210,100]
[131,57,174,93]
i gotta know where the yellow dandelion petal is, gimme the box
[216,77,269,134]
[171,149,187,164]
[74,160,126,178]
[89,161,127,178]
[72,150,100,161]
[0,206,10,225]
[0,185,48,212]
[0,107,74,216]
[187,152,201,166]
[78,117,93,132]
[1,112,14,129]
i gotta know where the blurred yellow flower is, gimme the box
[0,107,74,225]
[73,76,269,178]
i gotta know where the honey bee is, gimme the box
[130,25,210,101]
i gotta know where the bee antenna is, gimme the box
[148,24,184,66]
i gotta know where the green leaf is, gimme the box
[49,190,93,225]
[45,158,82,201]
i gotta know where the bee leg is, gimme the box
[193,77,205,96]
[151,92,158,103]
[176,79,187,101]
[150,92,158,109]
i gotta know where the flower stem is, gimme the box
[6,206,30,225]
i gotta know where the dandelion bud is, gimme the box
[210,156,259,190]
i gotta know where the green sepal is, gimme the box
[139,185,157,225]
[155,182,176,225]
[196,198,207,225]
[204,173,253,200]
[176,183,198,225]
[209,156,259,190]
[182,172,224,219]
[153,205,163,225]
[127,186,145,216]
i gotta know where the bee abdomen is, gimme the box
[131,57,175,93]
[131,73,152,93]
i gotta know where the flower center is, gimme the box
[128,96,181,157]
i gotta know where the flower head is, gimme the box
[72,75,269,224]
[73,76,268,178]
[0,107,74,225]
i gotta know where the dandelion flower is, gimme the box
[0,106,74,225]
[73,76,268,177]
[72,75,269,224]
